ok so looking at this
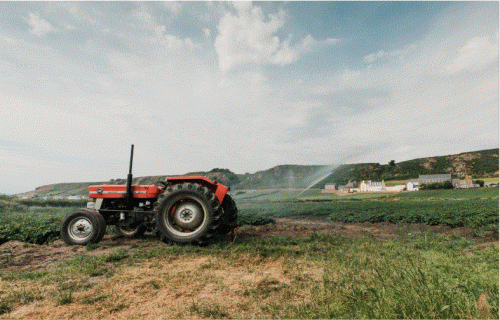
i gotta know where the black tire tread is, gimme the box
[60,209,106,245]
[155,182,222,245]
[217,195,238,235]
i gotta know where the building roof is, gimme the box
[418,174,451,181]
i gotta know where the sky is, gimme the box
[0,1,498,195]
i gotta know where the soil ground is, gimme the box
[1,216,497,271]
[1,217,498,319]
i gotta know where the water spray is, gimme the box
[293,164,338,200]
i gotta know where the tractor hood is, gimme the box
[89,185,162,199]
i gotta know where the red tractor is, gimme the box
[60,145,238,246]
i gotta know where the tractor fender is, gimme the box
[165,176,229,204]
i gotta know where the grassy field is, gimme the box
[0,188,498,318]
[0,232,498,318]
[384,180,408,186]
[483,177,499,183]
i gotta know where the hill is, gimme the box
[378,148,499,180]
[318,148,499,187]
[16,148,498,198]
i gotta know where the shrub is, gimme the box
[420,181,454,190]
[238,212,275,226]
[0,301,11,315]
[0,210,65,245]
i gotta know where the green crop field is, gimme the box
[234,188,499,231]
[0,197,85,245]
[1,188,498,245]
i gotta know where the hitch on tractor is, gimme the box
[60,145,238,246]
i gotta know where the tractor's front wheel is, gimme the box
[60,209,106,245]
[156,183,221,245]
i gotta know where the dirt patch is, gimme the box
[0,217,497,272]
[237,215,498,244]
[0,240,86,271]
[0,237,165,271]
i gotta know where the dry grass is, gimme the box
[2,254,322,319]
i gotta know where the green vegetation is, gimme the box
[56,291,73,305]
[0,233,497,318]
[0,197,85,245]
[483,177,499,183]
[379,148,500,182]
[0,195,276,245]
[0,196,84,245]
[326,199,497,230]
[0,209,65,245]
[420,181,454,190]
[238,211,276,226]
[1,188,498,245]
[0,187,498,318]
[234,188,499,231]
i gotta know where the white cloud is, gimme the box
[214,3,337,71]
[107,52,148,80]
[445,35,499,73]
[54,2,98,26]
[243,70,268,86]
[133,4,156,26]
[203,28,211,39]
[299,35,339,52]
[163,2,183,16]
[364,45,416,64]
[28,12,56,36]
[154,25,201,51]
[0,2,497,194]
[364,50,388,64]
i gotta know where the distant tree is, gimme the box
[373,166,383,179]
[443,181,454,189]
[389,160,396,167]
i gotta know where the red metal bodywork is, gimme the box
[89,176,229,204]
[166,176,229,204]
[89,185,162,199]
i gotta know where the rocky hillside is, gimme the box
[17,149,498,197]
[379,148,499,180]
[318,148,499,186]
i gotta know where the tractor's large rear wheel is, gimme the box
[156,183,222,245]
[217,195,238,234]
[60,209,106,245]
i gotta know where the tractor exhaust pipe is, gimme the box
[126,144,134,200]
